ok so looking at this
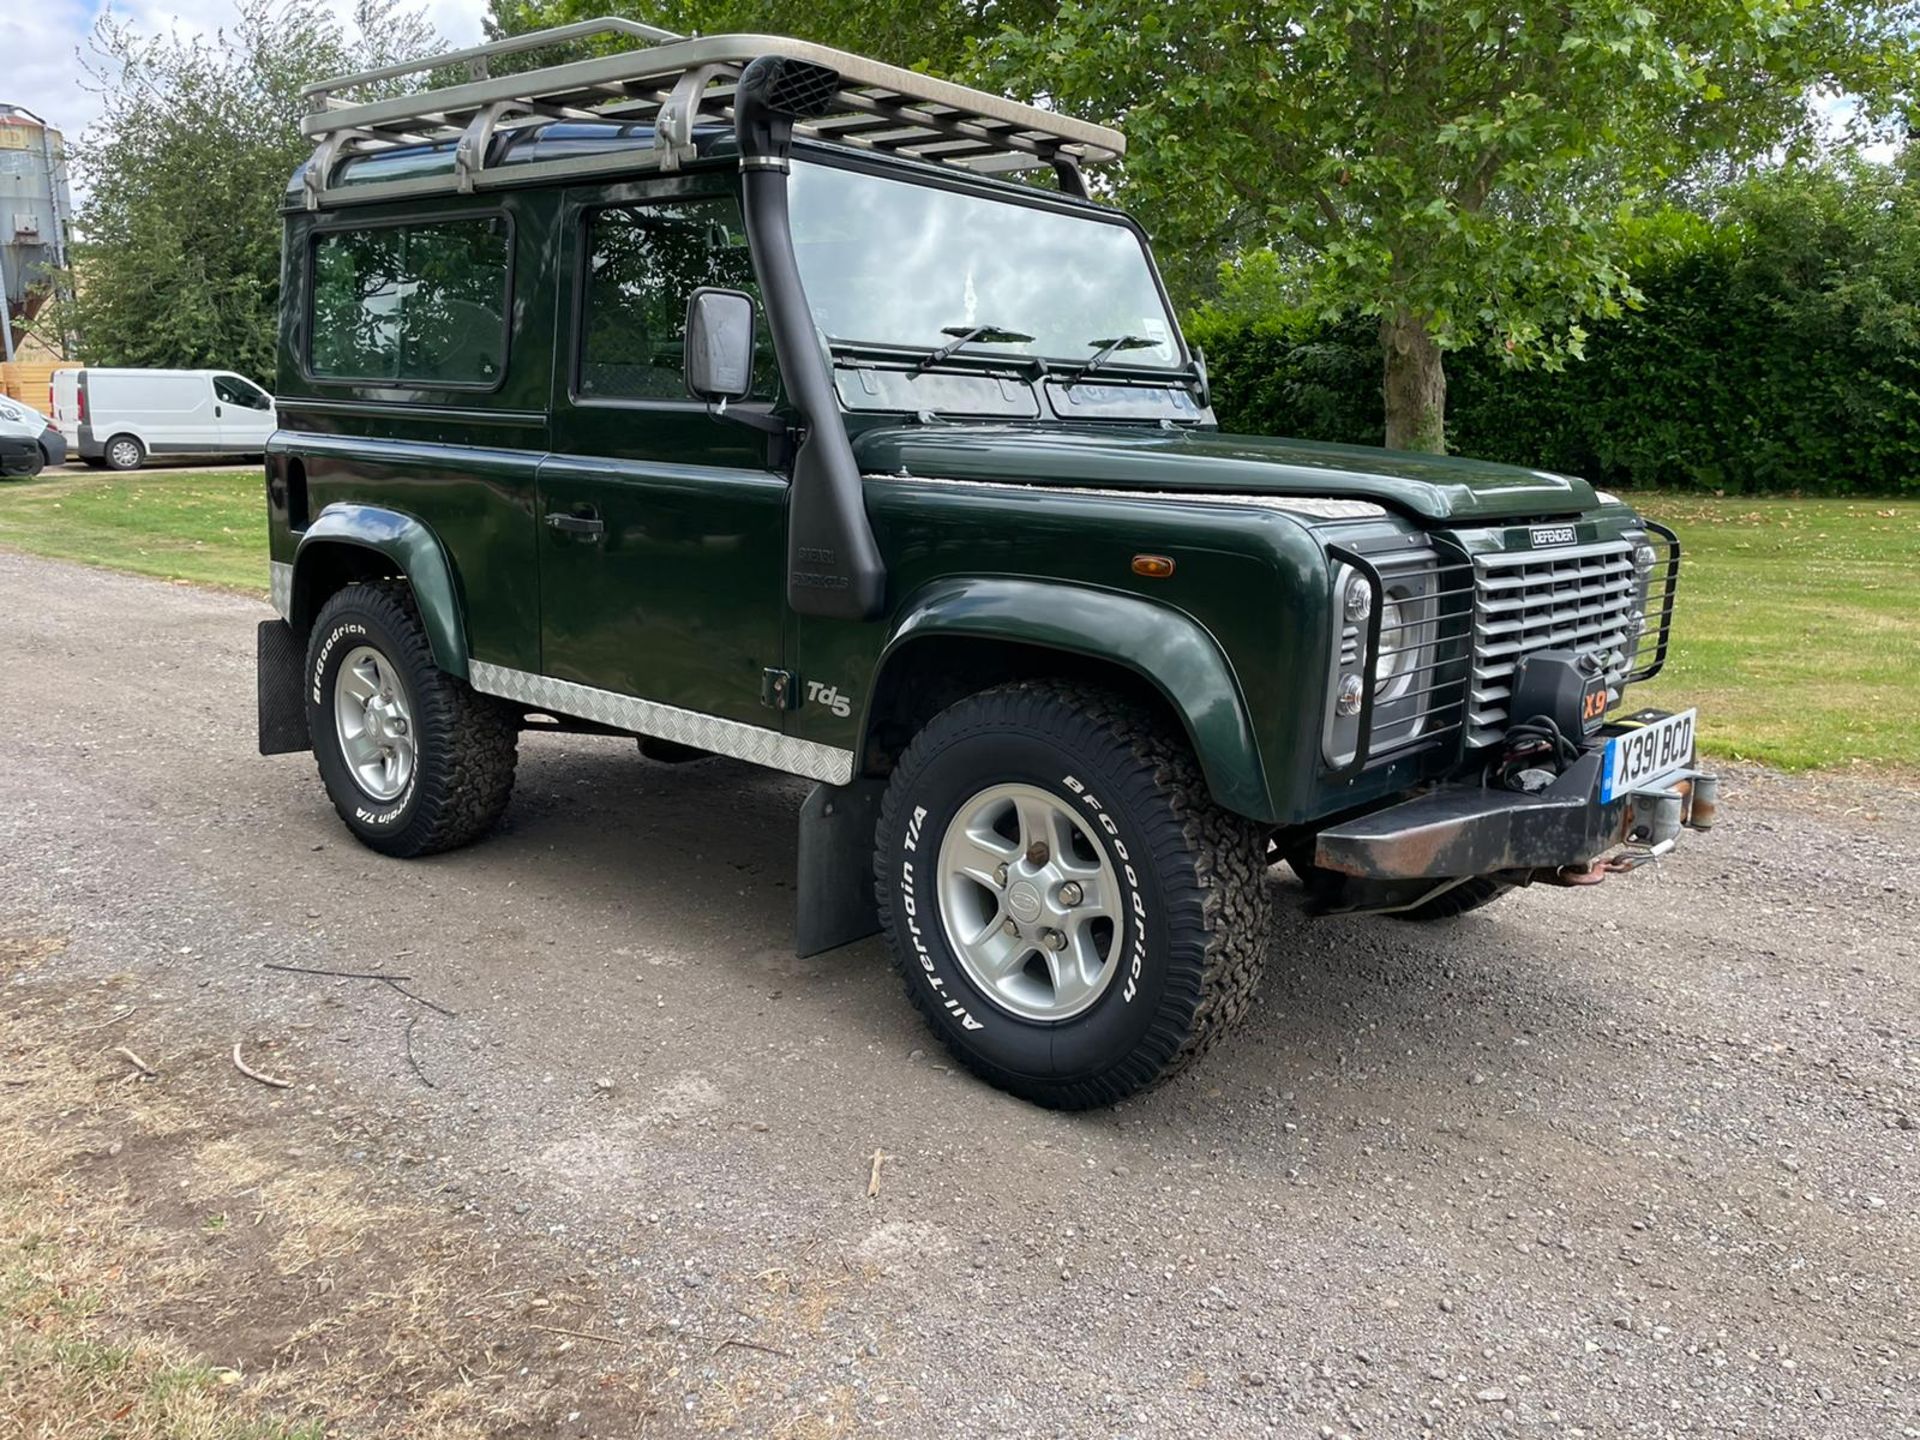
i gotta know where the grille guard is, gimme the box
[1323,520,1683,777]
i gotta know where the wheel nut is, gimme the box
[391,719,408,735]
[1058,881,1083,907]
[1042,928,1067,951]
[1002,918,1019,937]
[1026,840,1050,866]
[993,863,1009,887]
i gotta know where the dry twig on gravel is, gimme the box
[231,1043,292,1089]
[113,1046,156,1079]
[262,961,457,1017]
[529,1322,626,1345]
[867,1148,887,1199]
[386,978,456,1017]
[404,1017,436,1089]
[264,962,409,982]
[72,1006,137,1034]
[705,1333,793,1359]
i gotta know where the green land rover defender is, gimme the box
[257,20,1717,1108]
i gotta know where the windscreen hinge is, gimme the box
[761,667,798,711]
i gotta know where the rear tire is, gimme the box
[102,434,145,471]
[306,582,517,858]
[875,680,1272,1109]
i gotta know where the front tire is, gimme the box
[875,681,1272,1109]
[305,582,517,858]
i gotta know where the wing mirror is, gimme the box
[684,287,757,405]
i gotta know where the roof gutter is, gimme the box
[735,54,887,622]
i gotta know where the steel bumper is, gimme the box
[1314,746,1718,881]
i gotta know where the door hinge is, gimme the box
[761,667,798,711]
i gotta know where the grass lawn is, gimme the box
[0,467,267,595]
[1630,496,1918,772]
[0,470,1913,771]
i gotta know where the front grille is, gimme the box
[1467,538,1641,748]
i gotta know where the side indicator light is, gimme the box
[1132,554,1175,579]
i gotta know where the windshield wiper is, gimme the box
[912,322,1035,374]
[1063,334,1160,388]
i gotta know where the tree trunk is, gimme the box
[1380,310,1447,454]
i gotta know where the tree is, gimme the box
[68,0,440,378]
[985,2,1919,451]
[482,0,1918,454]
[482,0,1054,78]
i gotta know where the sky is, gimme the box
[1,0,488,157]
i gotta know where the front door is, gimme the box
[537,183,786,729]
[213,373,276,453]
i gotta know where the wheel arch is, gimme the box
[291,504,469,680]
[861,577,1274,823]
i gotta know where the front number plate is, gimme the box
[1602,709,1697,803]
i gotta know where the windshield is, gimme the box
[788,161,1183,369]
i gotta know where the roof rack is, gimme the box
[297,18,1126,209]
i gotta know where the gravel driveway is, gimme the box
[2,550,1915,1438]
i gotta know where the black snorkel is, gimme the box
[734,55,886,622]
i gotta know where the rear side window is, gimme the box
[310,218,511,385]
[577,197,770,401]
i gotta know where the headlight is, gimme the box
[1374,592,1415,702]
[1624,532,1659,670]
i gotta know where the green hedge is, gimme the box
[1190,163,1920,496]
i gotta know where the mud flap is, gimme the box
[795,778,885,957]
[257,618,310,755]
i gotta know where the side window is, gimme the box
[214,375,272,410]
[310,218,511,385]
[578,197,770,402]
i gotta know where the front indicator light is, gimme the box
[1344,575,1373,621]
[1336,673,1364,716]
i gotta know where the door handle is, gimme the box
[215,404,223,417]
[546,509,605,539]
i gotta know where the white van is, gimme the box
[49,368,277,471]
